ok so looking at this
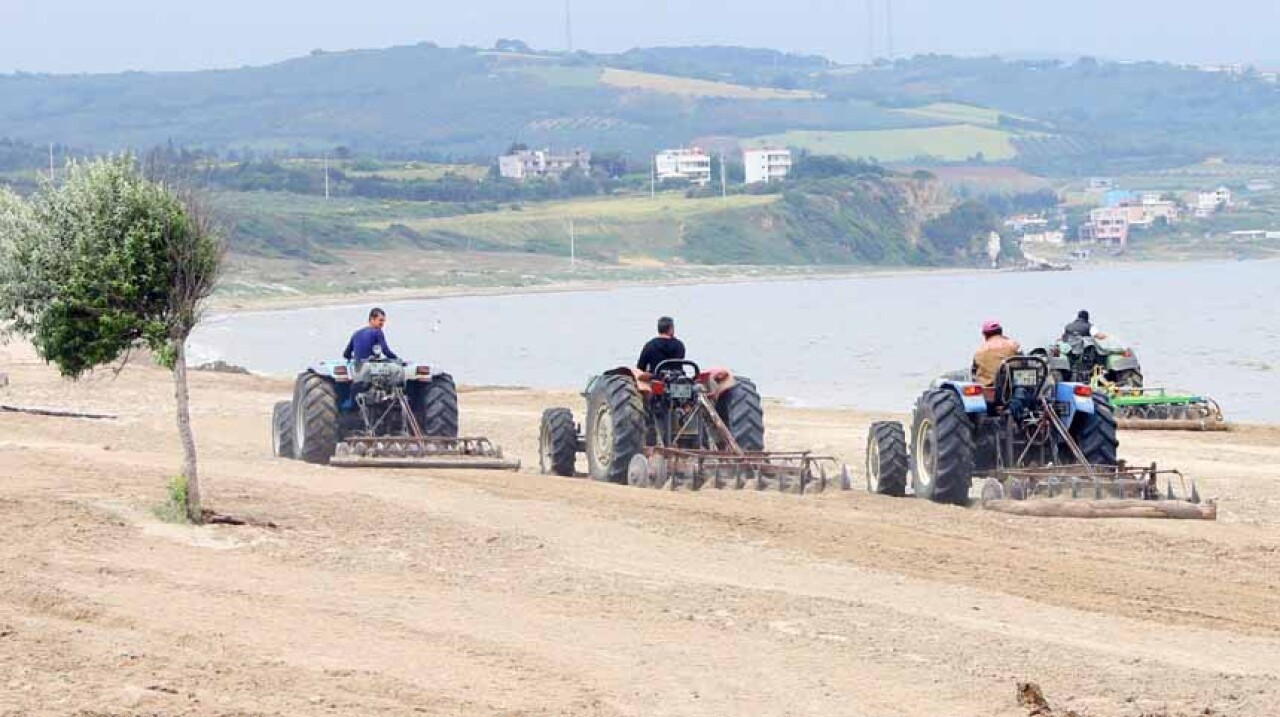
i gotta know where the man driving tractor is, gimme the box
[1062,310,1095,340]
[637,316,685,375]
[343,308,399,362]
[972,319,1032,420]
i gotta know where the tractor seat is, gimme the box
[990,355,1050,412]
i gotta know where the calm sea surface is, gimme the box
[192,259,1280,423]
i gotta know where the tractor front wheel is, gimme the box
[866,421,908,496]
[539,407,578,477]
[271,400,295,459]
[910,389,975,506]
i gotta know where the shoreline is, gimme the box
[208,253,1249,317]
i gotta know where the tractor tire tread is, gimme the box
[912,389,974,505]
[867,421,908,496]
[272,400,295,459]
[420,373,460,438]
[294,373,339,465]
[718,377,765,451]
[540,407,578,477]
[587,375,646,484]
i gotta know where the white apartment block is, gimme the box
[743,148,792,184]
[498,148,591,180]
[654,148,712,185]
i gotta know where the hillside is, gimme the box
[5,43,1278,173]
[210,168,974,269]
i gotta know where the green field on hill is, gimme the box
[748,125,1021,162]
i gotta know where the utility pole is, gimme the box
[650,156,656,199]
[565,0,574,53]
[885,0,895,60]
[866,0,876,62]
[720,152,727,202]
[323,155,330,199]
[569,217,576,267]
[48,142,54,182]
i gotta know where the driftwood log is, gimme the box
[0,404,118,420]
[984,499,1217,520]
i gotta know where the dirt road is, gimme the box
[2,342,1278,716]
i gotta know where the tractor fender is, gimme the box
[939,381,989,414]
[1055,382,1097,416]
[1106,353,1141,372]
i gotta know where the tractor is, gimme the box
[1036,334,1143,387]
[539,360,844,493]
[271,346,517,470]
[866,355,1123,505]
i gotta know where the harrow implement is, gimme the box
[1090,369,1228,432]
[332,435,519,470]
[541,361,851,495]
[1108,388,1228,431]
[627,448,850,494]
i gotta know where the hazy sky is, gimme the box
[4,0,1279,74]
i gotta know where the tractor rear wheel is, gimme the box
[1111,369,1143,389]
[271,400,295,459]
[418,373,459,437]
[866,421,908,496]
[1073,393,1119,466]
[293,373,338,465]
[539,407,578,477]
[910,389,974,506]
[585,375,646,484]
[716,377,764,451]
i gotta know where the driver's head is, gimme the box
[982,319,1003,338]
[369,308,387,330]
[1077,310,1090,322]
[657,316,675,337]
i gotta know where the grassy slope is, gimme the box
[747,125,1020,162]
[599,68,822,99]
[360,193,782,260]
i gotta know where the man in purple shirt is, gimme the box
[343,308,400,362]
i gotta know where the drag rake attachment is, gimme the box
[331,391,519,470]
[980,462,1202,505]
[630,448,850,494]
[979,395,1215,520]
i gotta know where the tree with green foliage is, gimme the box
[0,156,225,522]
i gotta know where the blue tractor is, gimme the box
[271,349,517,470]
[865,355,1120,505]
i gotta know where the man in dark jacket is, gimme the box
[637,316,685,374]
[343,308,400,362]
[1062,310,1094,340]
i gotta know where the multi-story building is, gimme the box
[654,148,712,185]
[1192,186,1232,218]
[743,148,792,184]
[1083,207,1130,246]
[498,148,591,180]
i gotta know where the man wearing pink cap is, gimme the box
[971,319,1021,387]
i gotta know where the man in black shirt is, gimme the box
[637,316,686,374]
[1062,310,1093,340]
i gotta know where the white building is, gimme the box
[498,148,591,181]
[654,148,712,185]
[743,148,792,185]
[1192,186,1232,218]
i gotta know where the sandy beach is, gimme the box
[2,339,1278,716]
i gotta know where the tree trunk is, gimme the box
[172,340,202,523]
